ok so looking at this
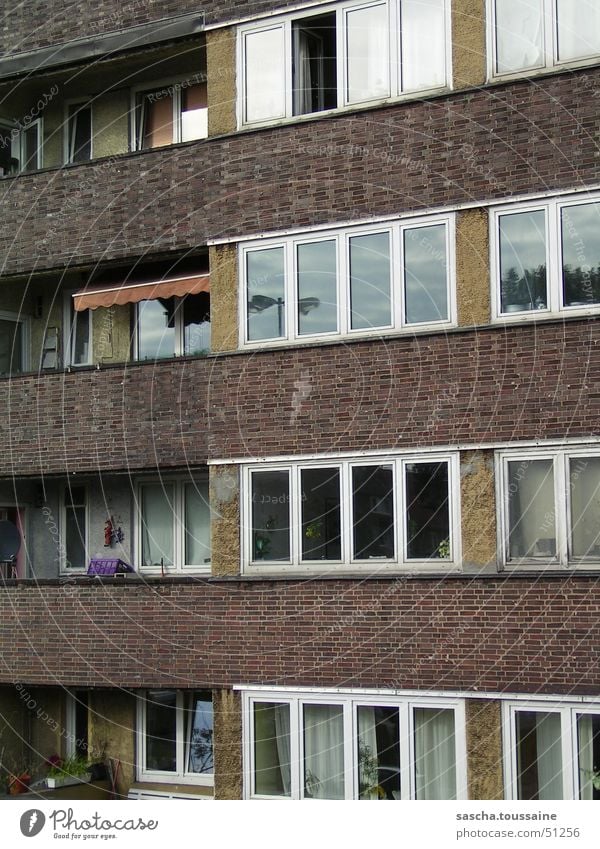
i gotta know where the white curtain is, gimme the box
[357,707,379,799]
[274,704,291,795]
[556,1,600,63]
[293,29,313,115]
[495,0,543,74]
[401,0,446,91]
[303,704,344,799]
[141,485,174,567]
[414,709,456,799]
[346,4,389,104]
[577,715,594,801]
[184,482,211,566]
[535,713,563,800]
[508,459,555,559]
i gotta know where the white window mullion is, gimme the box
[392,222,403,329]
[547,200,561,313]
[295,698,305,799]
[344,701,354,799]
[285,241,295,342]
[292,464,301,566]
[546,0,556,67]
[396,458,405,565]
[337,234,349,335]
[400,702,412,800]
[554,454,568,566]
[560,708,574,800]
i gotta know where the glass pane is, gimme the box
[406,462,450,560]
[404,223,448,323]
[346,4,389,103]
[357,706,400,800]
[254,702,291,796]
[495,0,544,74]
[137,299,176,359]
[70,308,90,365]
[577,713,600,800]
[507,459,556,559]
[401,0,446,90]
[0,126,13,174]
[0,319,23,374]
[187,691,213,774]
[499,210,547,313]
[183,292,210,355]
[141,484,174,568]
[570,457,600,559]
[349,232,391,329]
[181,84,208,141]
[245,27,286,122]
[292,13,337,115]
[414,708,456,799]
[352,465,394,559]
[251,471,291,561]
[516,711,563,800]
[297,240,338,335]
[146,690,177,772]
[561,203,600,307]
[301,468,341,561]
[140,92,174,148]
[303,704,344,799]
[185,481,211,566]
[247,248,286,341]
[65,505,86,570]
[21,124,39,171]
[69,105,91,163]
[556,1,600,62]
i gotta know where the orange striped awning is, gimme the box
[73,273,210,312]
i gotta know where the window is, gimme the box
[137,478,211,573]
[504,701,600,800]
[498,448,600,568]
[490,0,600,78]
[134,293,210,360]
[239,0,449,126]
[19,119,42,172]
[61,485,87,572]
[243,689,466,799]
[133,79,208,150]
[65,101,92,164]
[65,690,89,759]
[0,310,28,375]
[242,214,455,345]
[492,195,600,319]
[137,690,213,785]
[63,292,92,367]
[243,454,458,572]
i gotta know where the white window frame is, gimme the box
[136,690,214,787]
[0,309,29,374]
[487,0,600,81]
[237,0,451,129]
[240,213,456,347]
[130,76,208,151]
[135,476,211,574]
[496,447,600,570]
[242,688,467,800]
[503,700,600,800]
[490,193,600,322]
[63,290,92,367]
[242,452,460,574]
[18,117,42,172]
[59,483,88,574]
[63,98,93,165]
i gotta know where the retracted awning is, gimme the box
[73,273,210,312]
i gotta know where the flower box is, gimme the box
[46,772,91,789]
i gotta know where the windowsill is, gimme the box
[487,54,600,87]
[243,562,461,577]
[492,305,600,324]
[503,561,600,572]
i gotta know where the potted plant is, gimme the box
[46,755,91,789]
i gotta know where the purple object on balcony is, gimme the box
[87,558,134,576]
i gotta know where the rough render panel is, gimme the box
[92,304,131,363]
[207,27,236,137]
[209,243,238,353]
[214,689,242,800]
[89,690,135,796]
[92,91,131,159]
[466,699,504,800]
[460,450,497,570]
[452,0,486,89]
[42,102,64,169]
[457,208,490,327]
[210,464,240,577]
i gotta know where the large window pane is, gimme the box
[137,92,174,149]
[141,484,174,567]
[507,459,556,559]
[247,248,286,340]
[251,470,291,561]
[185,481,211,566]
[245,27,286,122]
[186,692,213,774]
[0,319,23,374]
[577,714,600,800]
[404,223,448,323]
[349,232,391,329]
[64,486,86,570]
[569,457,600,559]
[401,0,446,91]
[561,203,600,307]
[137,298,176,359]
[414,708,456,799]
[556,1,600,63]
[146,690,177,772]
[352,465,394,559]
[297,240,338,335]
[406,462,450,559]
[495,0,544,74]
[181,84,208,141]
[357,706,400,800]
[516,711,563,800]
[254,702,291,796]
[499,210,547,313]
[346,3,389,104]
[301,468,341,561]
[183,292,211,355]
[303,704,344,799]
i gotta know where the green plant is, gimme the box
[47,755,89,779]
[437,538,450,559]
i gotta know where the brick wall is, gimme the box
[0,575,597,693]
[0,68,598,277]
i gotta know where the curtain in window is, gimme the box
[274,704,292,794]
[414,708,456,799]
[357,707,379,799]
[495,0,544,74]
[556,1,600,63]
[346,4,389,104]
[303,704,344,799]
[293,29,314,115]
[578,715,594,800]
[401,0,446,91]
[535,713,563,799]
[507,459,555,559]
[141,485,174,567]
[184,482,211,566]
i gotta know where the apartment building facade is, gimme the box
[0,0,598,801]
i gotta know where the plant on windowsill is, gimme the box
[46,754,91,789]
[254,516,276,560]
[357,742,385,800]
[437,538,450,559]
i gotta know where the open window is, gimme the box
[19,119,42,172]
[65,101,92,163]
[134,80,207,150]
[63,291,92,367]
[60,484,88,573]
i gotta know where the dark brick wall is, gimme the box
[0,575,597,693]
[1,320,598,477]
[0,69,599,277]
